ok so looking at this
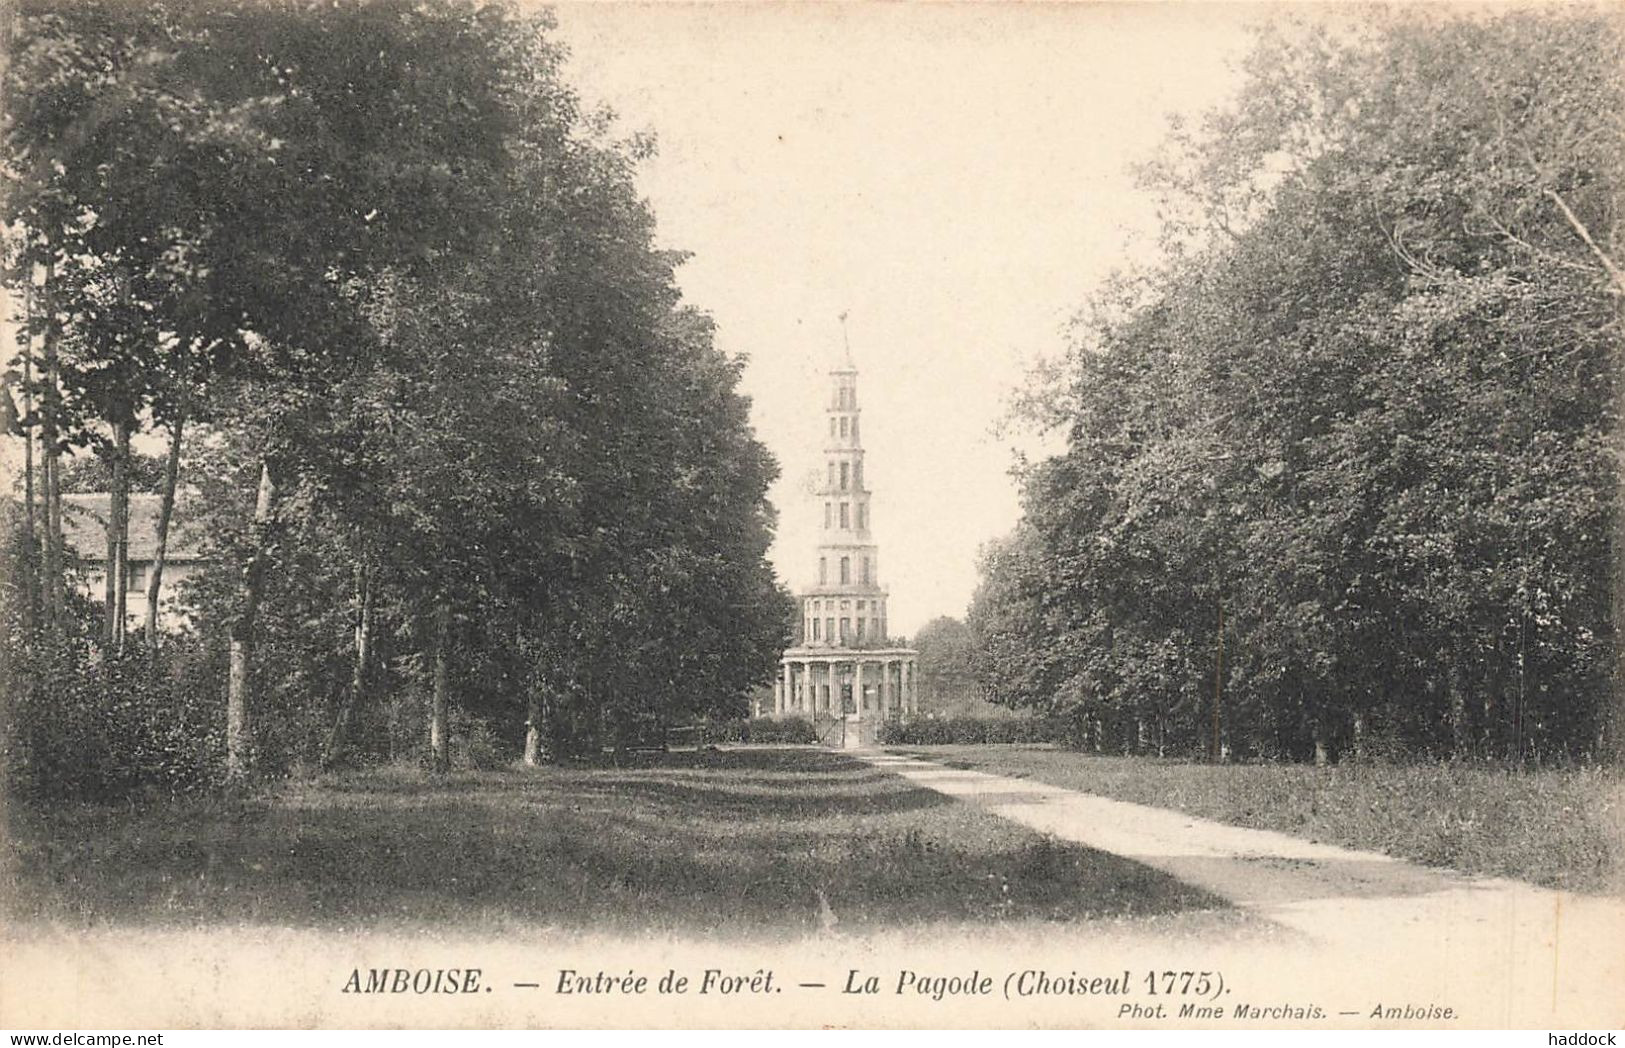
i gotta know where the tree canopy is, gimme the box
[971,9,1622,763]
[4,0,791,793]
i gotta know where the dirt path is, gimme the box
[862,750,1625,1026]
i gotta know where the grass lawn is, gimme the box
[4,747,1233,937]
[890,745,1622,894]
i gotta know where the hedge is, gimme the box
[878,715,1065,746]
[673,717,816,746]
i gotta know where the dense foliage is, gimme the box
[911,616,978,711]
[3,0,792,799]
[969,11,1623,763]
[679,717,816,747]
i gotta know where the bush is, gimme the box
[450,708,512,770]
[674,717,815,746]
[878,714,1064,746]
[8,635,227,802]
[674,719,743,746]
[743,716,814,744]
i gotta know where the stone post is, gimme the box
[853,660,865,720]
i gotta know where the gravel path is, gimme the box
[861,750,1625,1027]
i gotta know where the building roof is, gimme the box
[60,493,204,564]
[783,645,918,659]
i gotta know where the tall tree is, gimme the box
[982,9,1622,763]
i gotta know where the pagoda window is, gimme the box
[826,617,835,641]
[819,557,827,584]
[828,462,836,488]
[854,461,863,487]
[840,618,850,643]
[812,618,821,641]
[824,502,832,527]
[862,556,871,584]
[839,416,849,438]
[857,503,867,529]
[829,417,836,437]
[839,462,850,490]
[840,556,851,584]
[839,502,850,529]
[856,618,866,642]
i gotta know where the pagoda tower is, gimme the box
[771,329,918,748]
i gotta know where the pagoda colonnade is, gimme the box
[774,652,918,719]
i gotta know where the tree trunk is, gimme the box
[1447,661,1468,759]
[1513,604,1528,766]
[21,282,38,629]
[45,430,61,621]
[429,603,450,773]
[104,418,130,648]
[145,415,184,657]
[322,562,372,769]
[112,419,130,650]
[226,459,277,782]
[103,448,117,642]
[523,691,543,767]
[1312,710,1330,766]
[40,262,63,626]
[1211,597,1224,762]
[1615,371,1625,762]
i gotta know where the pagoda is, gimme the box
[770,328,918,747]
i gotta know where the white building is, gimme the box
[768,344,918,748]
[60,492,202,629]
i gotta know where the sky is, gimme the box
[547,3,1259,636]
[0,4,1265,637]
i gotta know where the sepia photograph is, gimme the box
[0,0,1621,1034]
